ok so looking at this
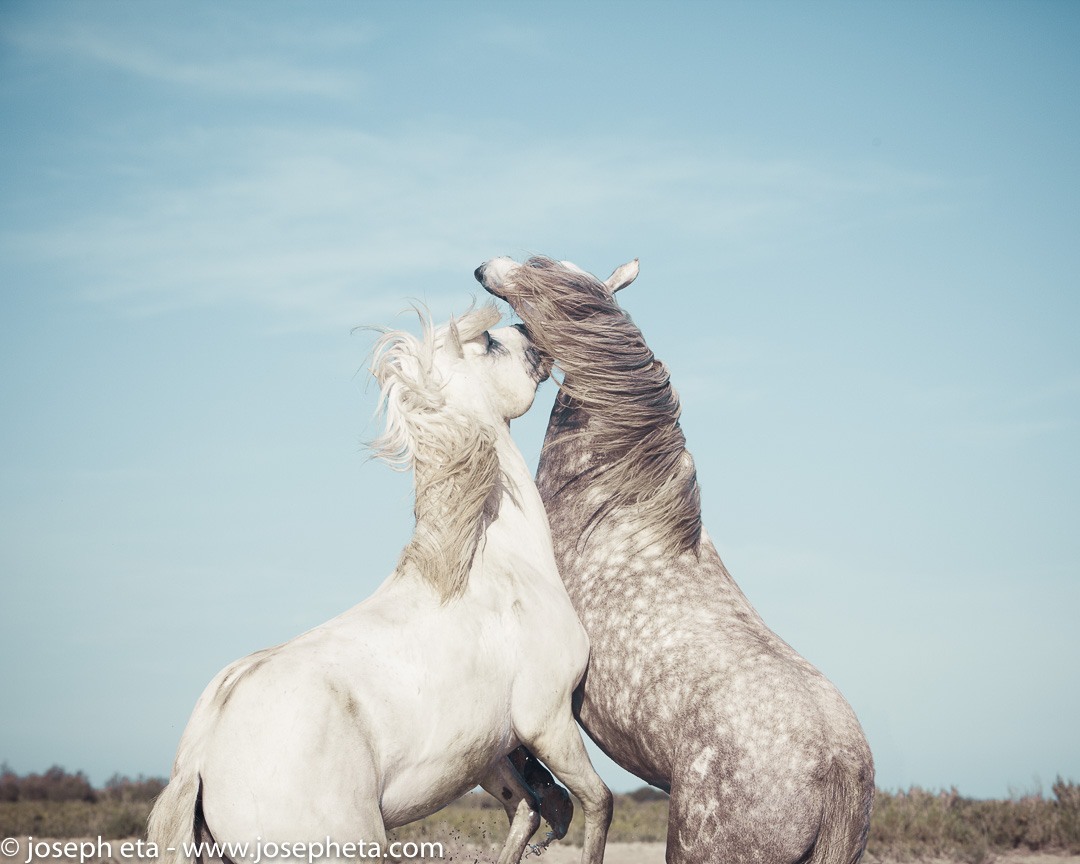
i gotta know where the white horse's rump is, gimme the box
[148,305,611,864]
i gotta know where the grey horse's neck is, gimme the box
[497,255,703,556]
[537,373,702,559]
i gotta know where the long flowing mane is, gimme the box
[369,304,504,601]
[505,257,702,555]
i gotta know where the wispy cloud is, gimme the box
[3,13,374,98]
[3,68,945,336]
[2,8,946,331]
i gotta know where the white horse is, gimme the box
[147,304,612,864]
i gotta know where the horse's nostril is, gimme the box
[473,264,486,284]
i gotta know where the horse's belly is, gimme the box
[378,723,516,828]
[379,771,482,830]
[580,706,672,791]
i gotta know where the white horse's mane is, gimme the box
[369,303,504,602]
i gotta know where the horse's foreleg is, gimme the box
[479,757,542,864]
[507,746,574,840]
[525,716,612,864]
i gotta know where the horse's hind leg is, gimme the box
[524,715,612,864]
[480,758,541,864]
[665,769,821,864]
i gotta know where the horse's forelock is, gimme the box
[510,257,611,318]
[433,302,503,360]
[446,302,501,343]
[369,301,503,466]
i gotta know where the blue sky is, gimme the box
[1,1,1077,799]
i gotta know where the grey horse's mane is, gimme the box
[369,304,503,601]
[506,257,702,554]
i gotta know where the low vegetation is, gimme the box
[387,786,671,849]
[0,765,164,839]
[2,764,1078,862]
[867,780,1080,862]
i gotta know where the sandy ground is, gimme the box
[489,847,1080,864]
[2,839,1078,864]
[0,839,658,864]
[0,838,669,864]
[519,841,664,863]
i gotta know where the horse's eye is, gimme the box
[485,333,499,353]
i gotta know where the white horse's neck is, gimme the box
[495,424,549,519]
[479,423,561,582]
[396,420,561,603]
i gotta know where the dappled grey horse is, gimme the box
[479,256,874,864]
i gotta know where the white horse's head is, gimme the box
[368,303,550,601]
[369,303,550,472]
[436,316,551,431]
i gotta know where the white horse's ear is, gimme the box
[604,259,639,294]
[446,319,465,359]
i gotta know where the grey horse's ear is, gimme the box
[604,259,639,294]
[446,319,465,359]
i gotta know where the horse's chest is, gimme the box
[562,567,677,727]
